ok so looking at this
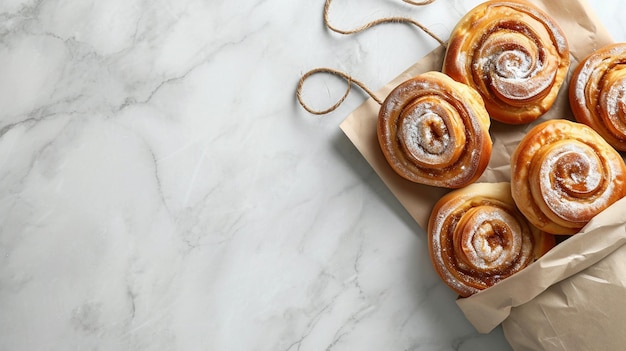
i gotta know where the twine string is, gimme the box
[323,0,446,47]
[297,0,443,115]
[296,67,384,115]
[403,0,436,5]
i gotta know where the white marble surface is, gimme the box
[1,0,624,350]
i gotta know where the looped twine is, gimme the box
[324,0,446,47]
[296,67,384,115]
[297,0,442,115]
[403,0,436,5]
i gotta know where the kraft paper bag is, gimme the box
[457,197,626,350]
[338,0,625,349]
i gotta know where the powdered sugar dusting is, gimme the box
[378,71,491,188]
[572,45,626,147]
[498,1,568,53]
[537,141,613,222]
[446,1,569,123]
[495,50,533,79]
[603,75,626,130]
[400,108,452,165]
[605,81,624,117]
[429,185,535,296]
[460,208,521,270]
[473,33,553,101]
[573,58,594,106]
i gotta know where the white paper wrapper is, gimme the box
[339,0,626,349]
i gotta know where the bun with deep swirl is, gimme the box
[443,0,570,124]
[570,43,626,151]
[428,182,555,297]
[511,119,626,235]
[377,71,492,188]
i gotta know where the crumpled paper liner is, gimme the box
[339,0,624,349]
[457,197,626,349]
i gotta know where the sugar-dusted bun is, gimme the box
[511,119,626,235]
[570,43,626,151]
[428,182,555,297]
[443,0,570,124]
[377,71,492,188]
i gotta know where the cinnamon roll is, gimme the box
[377,71,492,188]
[511,119,626,235]
[570,43,626,151]
[443,0,570,124]
[428,182,555,297]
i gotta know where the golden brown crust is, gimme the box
[510,119,626,235]
[443,0,570,124]
[377,71,492,188]
[570,43,626,151]
[428,182,555,297]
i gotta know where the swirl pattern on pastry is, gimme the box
[443,0,570,124]
[570,43,626,151]
[428,182,555,297]
[377,71,492,188]
[511,120,626,235]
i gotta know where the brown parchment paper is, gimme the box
[339,0,624,349]
[458,197,626,350]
